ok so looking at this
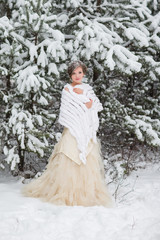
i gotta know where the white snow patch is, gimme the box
[0,163,160,240]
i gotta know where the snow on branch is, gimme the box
[125,27,149,47]
[105,45,142,73]
[66,0,83,8]
[17,65,50,94]
[4,146,20,171]
[125,115,160,146]
[0,16,13,35]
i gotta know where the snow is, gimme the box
[39,96,48,105]
[0,163,160,240]
[125,27,149,47]
[151,34,160,48]
[4,147,20,171]
[125,116,160,146]
[47,41,66,61]
[66,0,83,8]
[105,45,142,73]
[0,16,13,32]
[27,134,45,157]
[37,47,48,68]
[150,12,160,30]
[48,63,59,76]
[35,115,43,127]
[29,45,38,61]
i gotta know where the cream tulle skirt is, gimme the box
[22,128,113,207]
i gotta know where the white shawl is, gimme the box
[58,83,103,164]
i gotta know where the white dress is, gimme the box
[22,128,113,207]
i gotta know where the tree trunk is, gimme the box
[127,75,135,101]
[6,74,11,90]
[97,0,101,6]
[18,145,25,172]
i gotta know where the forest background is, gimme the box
[0,0,160,180]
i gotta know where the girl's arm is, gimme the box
[64,87,69,92]
[64,87,83,94]
[73,88,83,94]
[85,99,93,109]
[73,87,93,109]
[64,85,92,108]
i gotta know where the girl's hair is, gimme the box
[67,60,87,77]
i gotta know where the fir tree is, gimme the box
[0,0,160,174]
[0,0,66,172]
[53,0,160,148]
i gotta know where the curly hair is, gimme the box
[67,61,87,77]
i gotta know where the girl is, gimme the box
[22,61,112,207]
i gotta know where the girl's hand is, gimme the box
[73,88,83,94]
[64,87,69,92]
[85,99,93,109]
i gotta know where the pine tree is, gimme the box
[0,0,160,174]
[0,0,66,172]
[53,0,160,148]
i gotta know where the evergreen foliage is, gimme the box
[0,0,160,174]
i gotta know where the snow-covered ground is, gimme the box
[0,163,160,240]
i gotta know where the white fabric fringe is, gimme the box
[58,83,103,164]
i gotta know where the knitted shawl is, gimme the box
[58,83,103,164]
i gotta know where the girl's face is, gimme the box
[71,67,84,86]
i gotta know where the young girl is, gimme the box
[22,61,112,207]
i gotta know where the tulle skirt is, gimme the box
[22,128,113,207]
